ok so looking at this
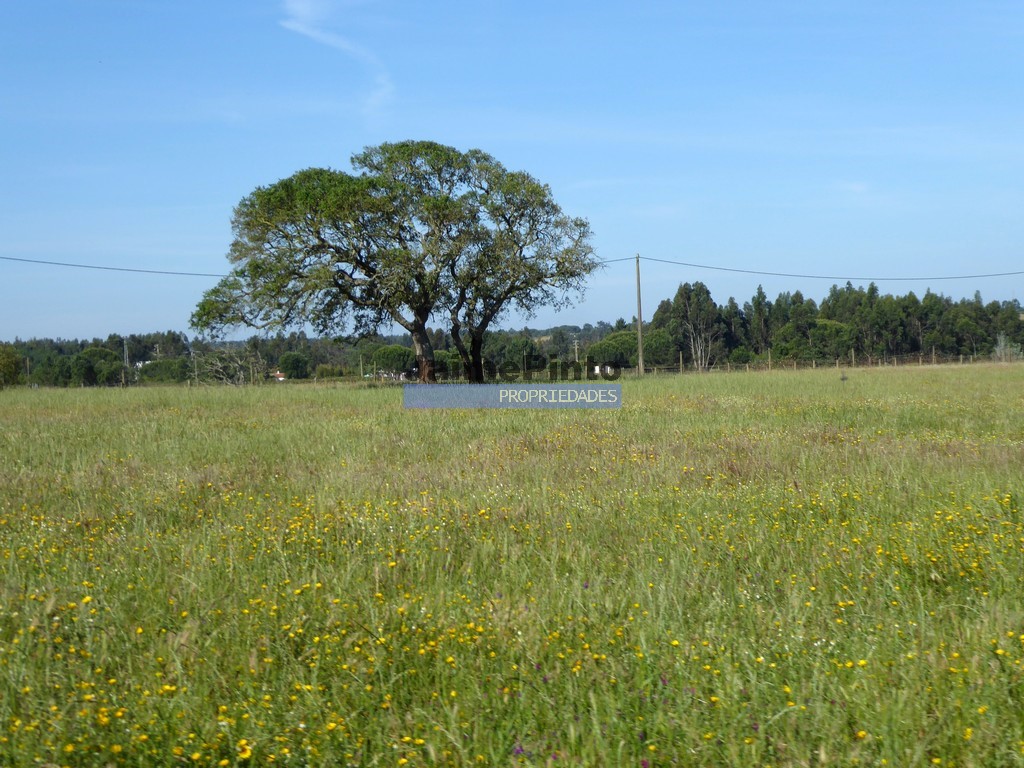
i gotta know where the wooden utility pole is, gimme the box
[635,253,645,375]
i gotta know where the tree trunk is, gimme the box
[689,331,708,372]
[468,333,486,383]
[410,327,437,383]
[449,316,472,381]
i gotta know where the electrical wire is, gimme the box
[0,255,226,278]
[4,252,1021,283]
[637,256,1024,282]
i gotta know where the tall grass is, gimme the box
[1,365,1022,766]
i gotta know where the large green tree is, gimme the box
[192,141,597,383]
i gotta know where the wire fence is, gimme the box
[624,351,1024,377]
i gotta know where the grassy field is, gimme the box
[1,365,1023,767]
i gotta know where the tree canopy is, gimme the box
[191,140,598,382]
[372,344,416,376]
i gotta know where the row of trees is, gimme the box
[573,283,1023,371]
[2,282,1022,387]
[4,331,192,388]
[2,331,419,387]
[650,281,1024,369]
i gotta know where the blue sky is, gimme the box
[2,1,1023,342]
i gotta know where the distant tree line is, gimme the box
[5,331,194,388]
[577,282,1023,371]
[2,331,409,387]
[0,322,624,387]
[644,282,1024,370]
[2,282,1022,387]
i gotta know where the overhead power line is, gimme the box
[0,255,226,278]
[3,253,1022,283]
[636,256,1024,282]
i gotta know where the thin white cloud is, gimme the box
[280,0,394,117]
[282,0,332,27]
